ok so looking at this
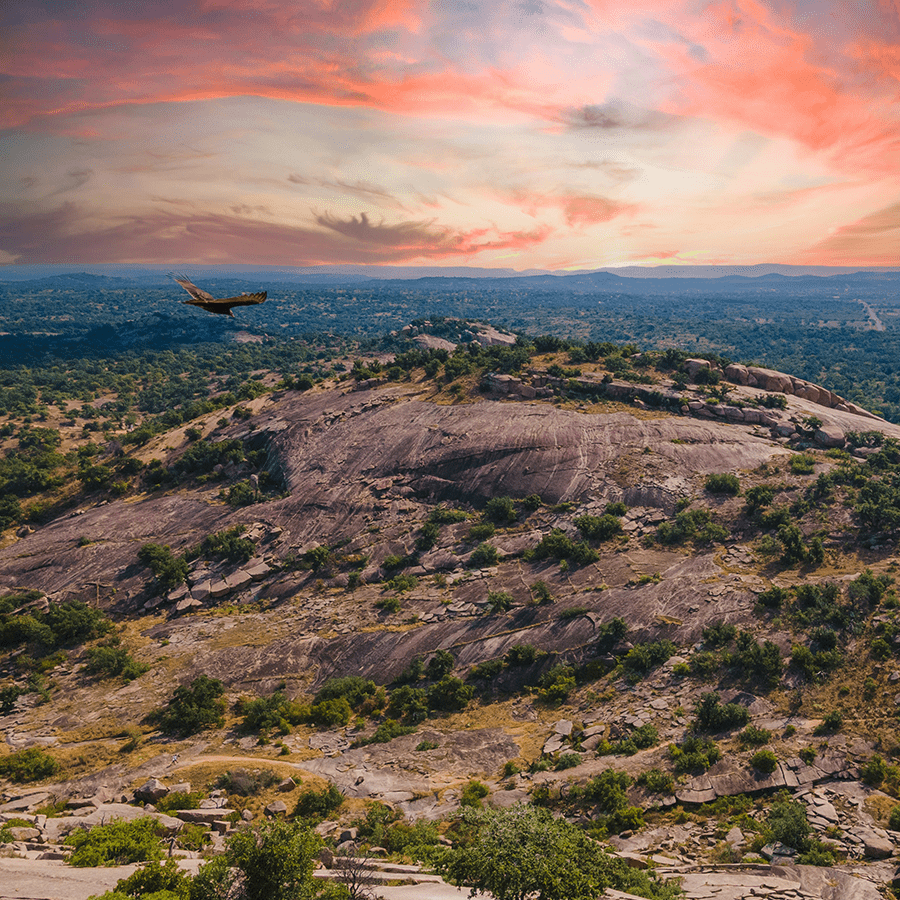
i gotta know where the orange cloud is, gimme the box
[506,189,636,227]
[794,202,900,266]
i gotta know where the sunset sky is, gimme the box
[1,0,898,269]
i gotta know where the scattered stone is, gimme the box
[264,801,288,818]
[134,779,169,803]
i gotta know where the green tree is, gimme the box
[189,820,321,900]
[439,805,678,900]
[138,543,189,590]
[154,675,225,736]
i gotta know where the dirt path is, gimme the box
[856,298,885,331]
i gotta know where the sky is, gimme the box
[1,0,898,270]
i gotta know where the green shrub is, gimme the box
[383,573,418,593]
[790,453,816,475]
[595,617,628,653]
[375,596,401,614]
[814,710,843,735]
[861,755,887,787]
[65,817,165,866]
[387,685,428,723]
[670,735,721,773]
[361,718,417,745]
[693,692,750,732]
[415,521,440,552]
[92,858,191,899]
[573,514,622,541]
[888,805,900,831]
[738,724,772,746]
[469,658,503,680]
[0,747,60,782]
[424,650,455,680]
[177,822,212,852]
[84,642,148,682]
[484,497,517,525]
[460,779,490,807]
[189,819,321,900]
[196,526,256,564]
[536,665,576,703]
[849,569,893,607]
[505,643,544,666]
[705,473,741,495]
[756,586,788,609]
[485,591,513,614]
[603,724,660,756]
[797,844,837,866]
[427,506,468,524]
[621,640,676,679]
[526,529,599,565]
[744,485,775,513]
[154,790,205,813]
[530,580,554,604]
[657,507,726,545]
[799,746,817,766]
[555,752,582,770]
[237,692,308,734]
[767,800,811,850]
[138,543,188,590]
[724,632,783,689]
[308,697,352,727]
[702,621,737,647]
[416,739,439,752]
[153,675,226,736]
[635,768,674,794]
[293,784,344,822]
[468,522,496,541]
[687,651,720,678]
[750,749,778,774]
[215,769,279,797]
[558,606,588,620]
[469,542,499,567]
[427,676,474,712]
[314,676,376,709]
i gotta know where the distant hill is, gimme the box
[1,262,899,284]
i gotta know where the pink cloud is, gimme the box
[655,0,900,175]
[0,202,552,265]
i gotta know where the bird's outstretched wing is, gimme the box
[213,292,267,307]
[169,273,215,302]
[168,273,267,316]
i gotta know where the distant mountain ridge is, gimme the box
[1,262,898,284]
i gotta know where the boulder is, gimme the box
[264,800,288,818]
[815,424,845,448]
[178,809,236,824]
[685,359,711,378]
[724,364,749,385]
[134,778,169,803]
[859,830,895,859]
[747,367,793,392]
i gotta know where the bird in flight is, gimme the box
[169,274,267,317]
